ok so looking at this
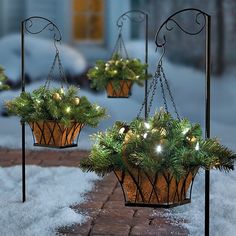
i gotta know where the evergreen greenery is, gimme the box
[6,85,106,126]
[81,110,235,178]
[0,66,9,91]
[87,54,151,90]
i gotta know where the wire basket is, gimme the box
[114,167,197,208]
[106,80,132,98]
[29,120,84,148]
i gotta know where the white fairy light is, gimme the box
[119,127,125,134]
[182,127,190,135]
[113,70,118,74]
[0,81,2,86]
[95,105,100,110]
[95,66,99,70]
[66,106,71,113]
[195,142,200,151]
[60,88,64,94]
[143,133,148,139]
[36,99,41,104]
[155,144,162,153]
[144,122,150,129]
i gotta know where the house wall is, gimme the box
[0,0,131,62]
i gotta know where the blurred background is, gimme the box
[0,0,236,150]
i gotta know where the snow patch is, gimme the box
[0,165,99,236]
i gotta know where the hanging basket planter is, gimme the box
[106,80,133,98]
[80,110,235,208]
[87,53,150,98]
[114,168,197,207]
[6,85,106,148]
[29,120,84,148]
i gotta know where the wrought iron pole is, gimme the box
[21,20,26,202]
[116,10,149,119]
[154,8,211,235]
[144,13,148,120]
[205,15,211,236]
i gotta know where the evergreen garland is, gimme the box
[6,85,106,126]
[87,54,151,90]
[0,66,9,91]
[81,110,235,178]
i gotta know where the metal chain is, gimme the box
[45,52,58,89]
[44,52,69,89]
[136,74,157,118]
[159,74,169,113]
[111,33,129,58]
[161,66,181,120]
[57,52,69,88]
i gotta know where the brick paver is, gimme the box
[0,148,189,236]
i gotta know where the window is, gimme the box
[72,0,104,43]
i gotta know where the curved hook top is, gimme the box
[116,10,148,30]
[155,8,210,48]
[22,16,62,42]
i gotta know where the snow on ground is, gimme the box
[0,40,235,235]
[0,34,87,83]
[154,169,236,236]
[0,165,99,236]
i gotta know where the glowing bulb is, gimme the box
[95,66,99,70]
[60,88,64,94]
[119,127,125,134]
[113,70,118,74]
[195,142,200,151]
[0,81,2,86]
[144,122,150,129]
[95,105,100,110]
[143,133,148,139]
[66,106,71,113]
[155,144,162,153]
[36,99,41,104]
[182,127,190,135]
[135,75,140,79]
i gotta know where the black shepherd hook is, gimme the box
[21,16,62,203]
[155,8,211,236]
[116,10,149,119]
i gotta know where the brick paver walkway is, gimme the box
[0,149,189,236]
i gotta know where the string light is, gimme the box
[155,144,162,153]
[119,127,125,134]
[182,127,190,135]
[143,133,148,139]
[66,106,71,113]
[144,122,150,129]
[195,142,200,151]
[36,99,41,104]
[60,88,64,94]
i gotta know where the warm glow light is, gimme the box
[195,142,200,151]
[182,127,190,135]
[155,144,162,153]
[119,127,125,134]
[60,88,64,94]
[144,122,150,129]
[143,133,148,139]
[66,106,71,113]
[36,99,41,104]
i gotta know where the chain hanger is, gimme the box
[111,26,129,58]
[137,55,180,120]
[44,40,69,90]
